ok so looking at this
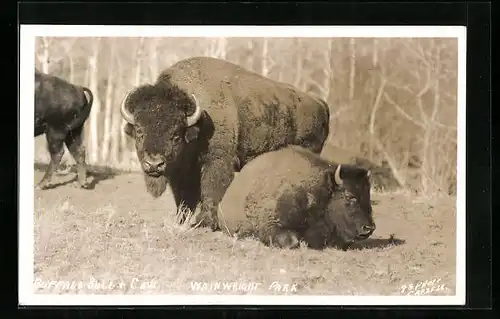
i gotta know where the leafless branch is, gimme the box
[383,92,426,129]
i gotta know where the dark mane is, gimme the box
[128,81,195,115]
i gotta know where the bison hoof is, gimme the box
[35,182,50,190]
[79,182,90,189]
[199,219,220,232]
[191,213,219,231]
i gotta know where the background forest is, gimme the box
[34,37,458,195]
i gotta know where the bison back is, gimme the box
[158,57,330,164]
[35,73,90,127]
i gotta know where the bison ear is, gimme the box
[184,126,200,143]
[123,123,135,138]
[356,167,371,180]
[324,168,341,190]
[342,166,370,180]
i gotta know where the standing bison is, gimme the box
[218,146,376,250]
[120,56,330,230]
[34,69,94,189]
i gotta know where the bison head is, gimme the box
[324,164,376,245]
[120,84,203,197]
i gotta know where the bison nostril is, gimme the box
[143,159,165,173]
[143,154,167,173]
[156,161,166,170]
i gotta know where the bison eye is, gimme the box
[345,194,356,202]
[172,134,181,143]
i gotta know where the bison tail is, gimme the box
[82,87,94,109]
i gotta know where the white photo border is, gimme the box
[19,25,467,306]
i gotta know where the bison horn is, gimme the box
[186,94,203,127]
[120,90,135,125]
[366,170,371,178]
[334,164,343,186]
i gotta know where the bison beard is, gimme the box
[144,174,168,198]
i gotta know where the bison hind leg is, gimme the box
[37,128,66,190]
[64,125,89,189]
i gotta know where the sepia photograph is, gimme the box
[19,25,466,306]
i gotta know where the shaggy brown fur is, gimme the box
[122,57,330,230]
[218,146,376,250]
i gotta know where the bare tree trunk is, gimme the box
[369,78,387,161]
[111,40,124,166]
[59,38,77,82]
[134,38,144,86]
[101,39,116,164]
[110,64,123,166]
[293,39,303,88]
[261,38,269,77]
[40,37,51,73]
[372,39,379,67]
[421,41,442,193]
[120,38,144,164]
[68,53,75,83]
[247,39,254,70]
[322,38,333,102]
[148,38,159,82]
[370,77,407,188]
[277,59,284,82]
[206,37,228,60]
[86,38,102,165]
[217,37,227,60]
[348,38,356,101]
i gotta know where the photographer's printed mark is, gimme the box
[400,278,449,296]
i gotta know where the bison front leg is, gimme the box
[261,227,300,249]
[171,174,201,224]
[192,155,235,231]
[64,125,89,189]
[37,128,66,190]
[302,223,329,250]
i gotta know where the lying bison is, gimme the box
[320,143,401,191]
[218,146,376,250]
[34,69,94,189]
[120,56,330,230]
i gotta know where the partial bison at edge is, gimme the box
[218,146,376,250]
[34,69,94,190]
[120,56,331,231]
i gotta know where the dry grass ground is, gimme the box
[32,164,457,296]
